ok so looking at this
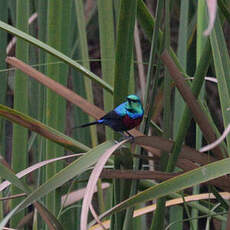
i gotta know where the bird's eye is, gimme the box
[128,99,138,103]
[127,108,135,113]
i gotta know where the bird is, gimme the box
[77,95,144,137]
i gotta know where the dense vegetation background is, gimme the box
[0,0,230,229]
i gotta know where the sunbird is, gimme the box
[78,95,144,137]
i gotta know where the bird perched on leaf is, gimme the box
[78,95,144,137]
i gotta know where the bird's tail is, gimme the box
[75,121,99,129]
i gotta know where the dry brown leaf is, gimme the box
[0,154,81,191]
[161,50,223,159]
[80,139,129,230]
[61,183,110,207]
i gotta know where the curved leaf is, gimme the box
[0,104,90,152]
[97,157,230,220]
[0,20,113,93]
[0,141,115,228]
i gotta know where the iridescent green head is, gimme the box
[126,94,141,102]
[126,95,143,116]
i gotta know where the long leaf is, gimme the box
[210,13,230,154]
[11,1,29,226]
[0,104,90,152]
[98,157,230,220]
[112,1,137,229]
[0,20,113,93]
[0,141,115,229]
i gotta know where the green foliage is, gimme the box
[0,1,229,229]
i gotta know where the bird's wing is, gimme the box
[100,110,123,121]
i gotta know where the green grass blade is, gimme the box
[192,1,208,229]
[171,1,189,229]
[0,160,30,194]
[74,0,97,147]
[0,104,90,152]
[165,40,211,173]
[113,0,137,106]
[46,0,63,214]
[0,20,113,93]
[100,157,230,220]
[174,0,189,135]
[56,0,72,219]
[97,0,115,139]
[169,206,183,230]
[11,1,29,226]
[112,1,137,229]
[150,1,171,229]
[0,0,8,221]
[0,141,115,229]
[210,13,230,155]
[8,0,16,26]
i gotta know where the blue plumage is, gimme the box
[78,95,144,136]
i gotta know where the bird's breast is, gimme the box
[122,115,143,130]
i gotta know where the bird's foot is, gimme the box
[117,132,135,143]
[124,131,135,143]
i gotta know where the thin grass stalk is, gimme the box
[96,179,106,215]
[164,41,210,172]
[140,181,226,223]
[151,1,173,229]
[28,12,40,213]
[162,0,172,165]
[165,40,211,173]
[27,4,40,227]
[29,7,39,120]
[192,1,207,229]
[37,2,47,149]
[169,206,183,230]
[218,0,230,24]
[135,2,163,190]
[137,0,155,43]
[97,0,115,140]
[113,0,137,106]
[128,52,135,95]
[171,1,189,229]
[0,0,7,221]
[0,0,8,152]
[11,1,29,227]
[57,4,78,230]
[134,23,145,100]
[174,0,189,135]
[210,13,230,155]
[46,0,62,215]
[112,1,137,229]
[134,1,164,228]
[70,5,91,148]
[8,0,16,26]
[55,0,72,220]
[74,2,98,228]
[74,0,98,147]
[137,0,186,75]
[141,0,163,137]
[72,56,92,146]
[37,2,47,228]
[137,0,164,205]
